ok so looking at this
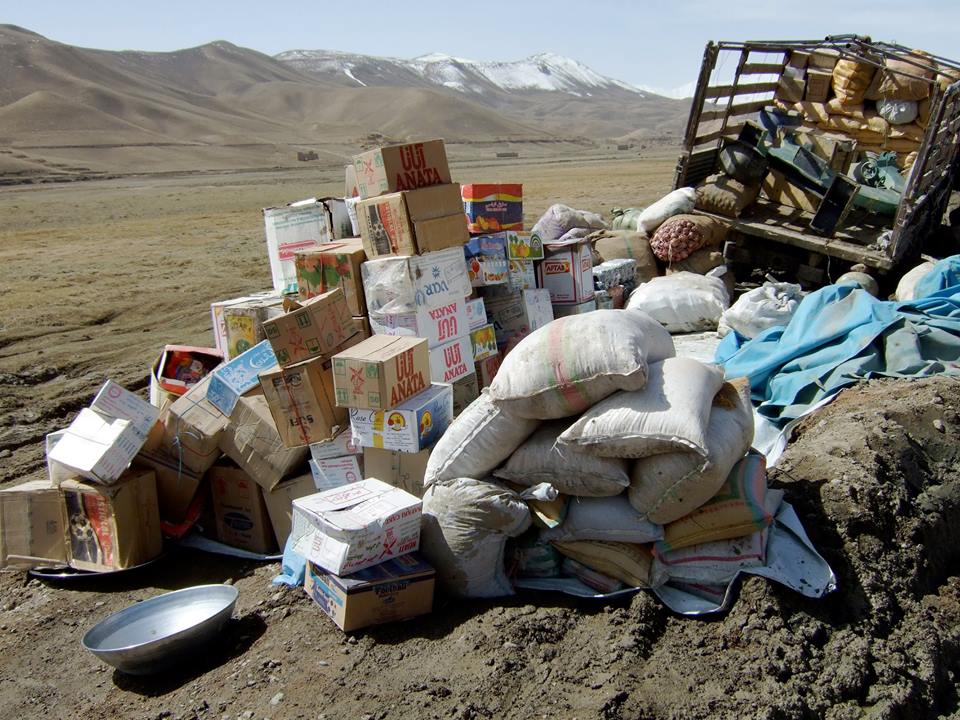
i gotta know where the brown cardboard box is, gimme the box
[805,69,833,102]
[61,469,162,572]
[134,449,204,523]
[262,472,315,547]
[790,127,857,174]
[403,183,465,219]
[363,446,431,498]
[0,479,67,568]
[776,74,806,103]
[353,316,371,339]
[353,140,451,199]
[262,288,356,367]
[161,374,228,475]
[475,352,502,389]
[356,192,416,257]
[295,240,367,317]
[218,395,309,491]
[761,168,822,213]
[259,355,347,448]
[304,554,435,632]
[788,51,809,69]
[332,335,430,410]
[452,371,480,416]
[412,213,470,254]
[208,464,276,554]
[356,185,467,258]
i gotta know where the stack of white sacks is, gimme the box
[419,308,783,598]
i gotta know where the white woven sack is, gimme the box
[629,378,754,523]
[420,478,531,598]
[543,494,663,544]
[424,390,539,487]
[558,357,724,458]
[488,309,675,420]
[895,261,936,301]
[626,272,730,333]
[638,187,697,234]
[493,421,630,497]
[718,282,802,339]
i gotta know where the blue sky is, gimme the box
[3,1,958,93]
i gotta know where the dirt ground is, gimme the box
[1,147,959,719]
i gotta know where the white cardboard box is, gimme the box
[47,409,143,485]
[263,199,332,295]
[369,298,470,349]
[309,456,363,491]
[429,336,474,384]
[349,384,453,454]
[290,479,422,575]
[91,380,160,443]
[309,428,363,463]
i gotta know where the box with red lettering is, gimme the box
[331,336,430,410]
[369,297,470,349]
[352,140,451,200]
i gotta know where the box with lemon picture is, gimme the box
[348,383,453,454]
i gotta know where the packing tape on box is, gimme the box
[170,395,214,481]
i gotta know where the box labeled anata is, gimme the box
[353,140,451,199]
[349,384,452,453]
[295,240,367,317]
[332,335,430,410]
[259,355,347,448]
[469,324,498,362]
[429,336,474,385]
[462,183,523,233]
[290,479,423,575]
[537,239,595,305]
[262,288,356,367]
[263,199,333,294]
[361,247,471,316]
[370,297,469,349]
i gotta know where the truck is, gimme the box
[674,35,960,283]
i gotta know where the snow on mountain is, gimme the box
[636,81,697,100]
[275,49,653,98]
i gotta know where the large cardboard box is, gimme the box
[363,446,431,497]
[48,410,143,487]
[475,352,501,390]
[304,554,435,632]
[309,455,363,491]
[411,213,470,255]
[162,374,229,474]
[207,340,278,416]
[761,168,822,213]
[149,345,221,409]
[290,479,422,575]
[369,297,470,349]
[537,239,594,306]
[208,464,276,554]
[263,199,333,294]
[60,468,162,572]
[0,480,67,568]
[429,336,474,385]
[332,336,430,410]
[485,289,554,345]
[262,289,356,367]
[91,380,161,444]
[356,185,467,258]
[349,384,452,453]
[805,68,832,102]
[353,140,451,199]
[451,371,480,416]
[218,395,309,491]
[133,449,204,523]
[259,355,347,448]
[361,247,471,318]
[462,183,523,234]
[219,294,285,360]
[465,234,509,286]
[295,240,367,317]
[262,472,315,548]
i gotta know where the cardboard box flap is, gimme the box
[0,480,68,568]
[403,183,465,220]
[92,380,161,441]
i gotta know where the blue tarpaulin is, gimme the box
[716,257,960,426]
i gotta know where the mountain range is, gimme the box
[0,24,691,176]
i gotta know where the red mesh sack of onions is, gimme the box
[649,214,728,263]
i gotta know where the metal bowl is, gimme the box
[81,584,239,675]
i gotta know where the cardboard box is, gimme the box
[48,409,143,486]
[262,472,315,548]
[304,553,435,632]
[210,291,278,357]
[452,372,480,416]
[429,336,474,385]
[363,446,431,497]
[361,247,472,317]
[61,468,162,573]
[149,345,222,409]
[349,384,452,453]
[161,374,228,475]
[465,298,487,330]
[508,259,536,290]
[325,197,354,240]
[220,294,285,361]
[309,455,363,491]
[207,340,278,416]
[0,480,67,568]
[259,355,347,448]
[790,127,857,174]
[209,464,276,554]
[133,449,204,523]
[356,192,417,257]
[310,427,362,462]
[469,324,498,362]
[484,289,554,345]
[370,297,470,349]
[505,230,543,261]
[262,288,356,367]
[776,73,806,104]
[345,163,359,198]
[809,49,840,70]
[475,352,502,389]
[295,240,367,317]
[353,140,451,199]
[761,168,822,213]
[552,299,598,317]
[332,336,430,410]
[465,234,509,286]
[290,479,422,575]
[263,199,332,294]
[537,239,594,305]
[462,183,523,234]
[411,213,470,254]
[788,51,809,69]
[218,395,309,491]
[805,68,832,102]
[356,185,467,258]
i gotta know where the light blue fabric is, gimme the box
[914,256,960,299]
[717,257,960,426]
[271,534,306,587]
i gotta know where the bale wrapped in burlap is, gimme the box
[589,229,659,285]
[877,53,934,101]
[695,175,760,219]
[832,58,876,105]
[649,214,728,263]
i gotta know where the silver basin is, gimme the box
[81,584,239,675]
